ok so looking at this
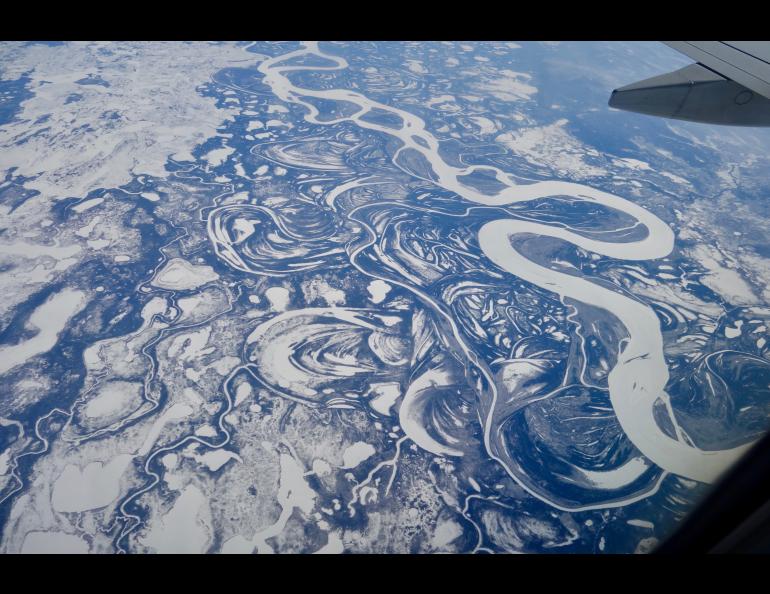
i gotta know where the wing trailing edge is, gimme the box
[609,42,770,127]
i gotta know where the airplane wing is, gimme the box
[608,41,770,126]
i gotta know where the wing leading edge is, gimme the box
[608,41,770,126]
